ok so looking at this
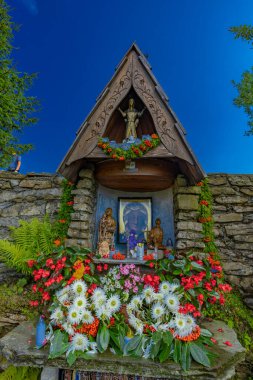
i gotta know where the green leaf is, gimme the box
[77,352,95,360]
[152,331,162,343]
[173,269,182,275]
[159,344,171,363]
[181,343,191,371]
[163,331,173,347]
[66,351,77,366]
[124,335,142,355]
[173,339,182,364]
[49,330,69,359]
[191,262,205,271]
[189,343,211,367]
[150,340,161,359]
[99,325,110,351]
[200,329,213,338]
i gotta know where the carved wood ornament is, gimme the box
[58,44,205,184]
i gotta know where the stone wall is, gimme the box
[0,171,63,239]
[173,173,253,308]
[66,168,97,248]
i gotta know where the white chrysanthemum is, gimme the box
[143,286,155,304]
[106,295,121,312]
[174,314,187,332]
[130,295,142,310]
[56,286,70,304]
[71,280,87,296]
[91,288,105,300]
[153,292,164,302]
[151,303,165,320]
[73,296,87,309]
[50,307,64,324]
[185,314,196,329]
[128,315,144,335]
[168,282,180,292]
[93,294,107,309]
[67,306,82,324]
[159,281,180,294]
[164,293,180,311]
[70,333,89,352]
[95,306,112,320]
[157,323,170,331]
[62,322,75,336]
[82,309,94,324]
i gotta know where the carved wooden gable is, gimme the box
[58,44,205,185]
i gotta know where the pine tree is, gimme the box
[229,25,253,136]
[0,0,39,167]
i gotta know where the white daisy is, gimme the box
[143,286,155,304]
[71,280,87,296]
[130,296,143,309]
[56,286,70,304]
[106,295,121,312]
[91,288,105,300]
[164,293,180,312]
[68,306,82,324]
[151,303,165,320]
[62,322,75,336]
[153,292,164,302]
[70,333,89,352]
[185,314,196,330]
[82,309,94,324]
[73,296,87,309]
[50,307,64,324]
[95,306,112,320]
[93,294,107,309]
[128,315,144,335]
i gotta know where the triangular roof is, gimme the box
[58,43,205,184]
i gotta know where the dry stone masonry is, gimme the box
[0,171,63,240]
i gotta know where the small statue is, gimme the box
[118,98,146,139]
[99,208,116,249]
[148,218,163,248]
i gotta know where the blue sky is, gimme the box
[6,0,253,174]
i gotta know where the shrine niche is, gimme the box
[57,43,205,254]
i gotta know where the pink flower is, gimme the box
[133,286,138,293]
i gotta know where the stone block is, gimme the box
[41,367,59,380]
[72,189,94,196]
[20,204,45,216]
[76,178,94,190]
[212,205,227,211]
[176,221,202,232]
[215,195,248,204]
[228,175,253,186]
[0,204,22,217]
[174,186,201,195]
[70,212,91,222]
[0,181,11,190]
[68,221,89,230]
[176,231,202,240]
[68,229,90,239]
[73,203,93,214]
[176,194,199,210]
[225,223,253,236]
[176,211,198,221]
[239,187,253,196]
[174,175,187,187]
[223,261,253,276]
[235,242,253,250]
[207,175,228,185]
[213,213,243,223]
[233,205,253,212]
[176,240,205,249]
[79,168,94,179]
[210,187,237,196]
[233,235,253,243]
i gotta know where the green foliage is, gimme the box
[229,25,253,135]
[0,217,57,274]
[0,366,41,380]
[0,0,39,167]
[53,179,75,241]
[203,292,253,351]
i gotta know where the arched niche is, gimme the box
[103,88,156,142]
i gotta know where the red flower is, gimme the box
[199,200,209,206]
[211,338,217,344]
[59,219,66,224]
[196,181,203,186]
[54,239,61,246]
[29,300,39,307]
[97,265,103,272]
[67,201,74,206]
[149,262,154,268]
[27,260,36,268]
[119,156,125,161]
[46,258,54,267]
[56,274,64,283]
[103,264,108,270]
[42,292,50,301]
[32,284,37,293]
[217,328,224,333]
[224,341,233,347]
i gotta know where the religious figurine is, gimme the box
[98,240,110,258]
[118,98,146,139]
[98,208,116,249]
[147,218,163,248]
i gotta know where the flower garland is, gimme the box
[97,134,160,161]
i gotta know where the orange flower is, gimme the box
[170,326,201,342]
[54,239,61,246]
[59,219,66,224]
[73,260,85,279]
[119,156,125,161]
[151,133,158,139]
[75,318,100,337]
[196,181,203,186]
